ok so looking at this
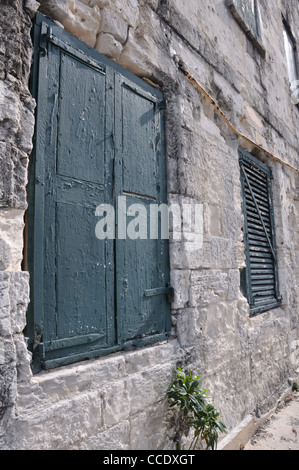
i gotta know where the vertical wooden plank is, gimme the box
[42,40,61,345]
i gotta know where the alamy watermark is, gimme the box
[95,196,203,251]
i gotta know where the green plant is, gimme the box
[167,368,226,450]
[292,381,299,392]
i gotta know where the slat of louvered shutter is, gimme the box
[239,149,281,315]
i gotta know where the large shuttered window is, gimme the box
[239,149,281,316]
[27,14,171,371]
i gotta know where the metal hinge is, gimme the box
[40,23,53,56]
[38,21,106,74]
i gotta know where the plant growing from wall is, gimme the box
[167,368,226,450]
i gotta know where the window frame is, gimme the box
[282,18,299,106]
[227,0,266,57]
[239,149,281,317]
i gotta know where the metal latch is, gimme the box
[144,285,174,302]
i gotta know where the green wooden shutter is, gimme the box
[114,74,171,345]
[27,14,171,370]
[239,149,281,316]
[28,17,116,370]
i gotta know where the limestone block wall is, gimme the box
[38,0,140,60]
[0,0,299,450]
[0,0,33,434]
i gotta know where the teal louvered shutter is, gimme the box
[27,14,171,371]
[239,149,281,316]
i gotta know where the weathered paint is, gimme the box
[27,13,171,371]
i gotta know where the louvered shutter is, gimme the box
[239,149,281,316]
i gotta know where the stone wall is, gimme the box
[0,0,299,450]
[0,0,33,437]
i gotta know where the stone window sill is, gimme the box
[227,0,266,58]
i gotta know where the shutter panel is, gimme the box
[29,16,116,369]
[239,150,281,315]
[115,75,171,344]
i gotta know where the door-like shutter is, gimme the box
[239,149,281,316]
[28,17,116,370]
[115,75,172,345]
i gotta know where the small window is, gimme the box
[282,21,299,105]
[239,149,281,316]
[228,0,259,34]
[238,0,259,36]
[227,0,265,56]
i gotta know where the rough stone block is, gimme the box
[175,308,203,348]
[0,209,26,271]
[118,11,174,78]
[9,272,30,335]
[0,80,33,209]
[14,335,32,383]
[25,0,41,18]
[86,421,131,450]
[39,0,101,47]
[99,7,128,44]
[130,402,169,450]
[189,269,229,307]
[205,204,222,237]
[0,146,28,209]
[0,362,17,420]
[102,381,129,427]
[95,32,123,60]
[0,271,30,338]
[90,0,139,26]
[0,272,11,337]
[170,269,190,309]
